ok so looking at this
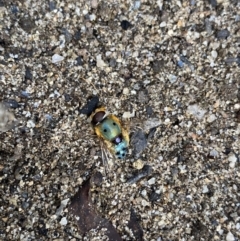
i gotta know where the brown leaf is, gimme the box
[69,173,122,240]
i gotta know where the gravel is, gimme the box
[0,0,240,240]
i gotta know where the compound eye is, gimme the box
[112,134,123,145]
[92,111,105,125]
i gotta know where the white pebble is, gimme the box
[27,120,35,128]
[148,177,156,185]
[141,199,150,207]
[143,118,161,131]
[160,21,166,27]
[202,185,209,193]
[82,9,88,15]
[52,54,64,64]
[91,0,98,8]
[211,50,218,59]
[187,104,207,120]
[234,103,240,110]
[96,55,106,68]
[226,231,235,241]
[123,87,129,95]
[89,14,96,21]
[236,223,240,230]
[168,74,177,83]
[122,111,135,118]
[141,189,147,196]
[210,149,218,157]
[228,155,237,168]
[207,114,217,123]
[60,217,68,225]
[133,1,141,9]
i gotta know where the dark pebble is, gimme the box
[20,91,30,98]
[91,172,103,186]
[64,93,72,102]
[236,55,240,66]
[223,147,231,155]
[4,99,20,108]
[109,58,117,68]
[225,57,237,65]
[146,105,153,117]
[177,155,185,162]
[237,88,240,100]
[177,60,184,68]
[208,0,217,7]
[127,165,153,184]
[149,190,161,202]
[180,55,192,66]
[121,20,132,30]
[74,30,81,41]
[131,130,148,157]
[22,201,30,210]
[79,96,99,116]
[19,17,36,33]
[62,28,72,43]
[88,59,96,67]
[37,226,48,236]
[93,29,98,37]
[49,1,56,11]
[216,29,230,39]
[25,66,33,80]
[151,60,164,73]
[75,56,83,66]
[147,127,157,141]
[11,5,19,14]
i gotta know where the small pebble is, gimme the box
[226,231,235,241]
[207,114,217,123]
[91,0,98,8]
[133,159,144,170]
[216,29,230,39]
[25,66,33,80]
[211,50,218,59]
[133,1,141,10]
[122,111,135,118]
[187,105,207,120]
[168,74,177,84]
[52,54,64,64]
[96,55,106,67]
[234,103,240,110]
[123,87,129,95]
[60,217,68,226]
[202,185,209,193]
[121,20,131,30]
[148,177,156,185]
[228,155,237,168]
[160,21,166,27]
[210,149,218,157]
[4,99,20,109]
[27,120,35,128]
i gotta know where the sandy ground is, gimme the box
[0,0,240,240]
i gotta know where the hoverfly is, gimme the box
[80,96,130,170]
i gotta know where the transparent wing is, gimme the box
[100,139,115,175]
